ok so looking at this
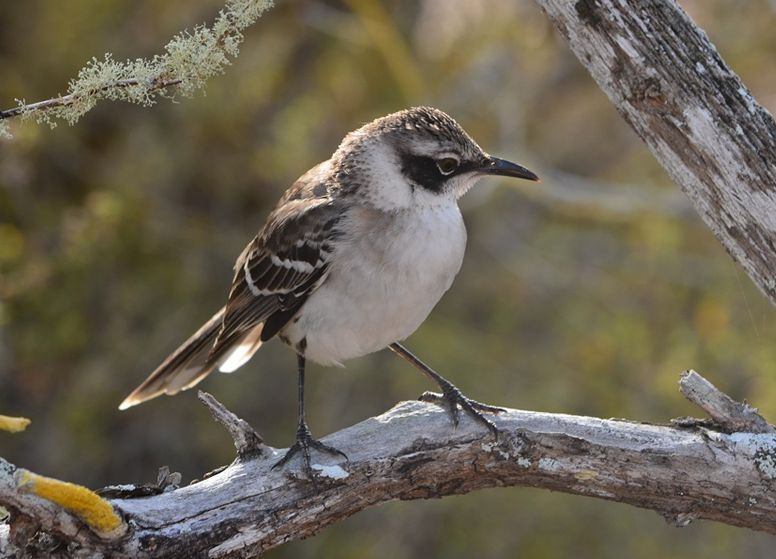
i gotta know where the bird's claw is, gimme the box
[419,388,505,439]
[272,423,348,478]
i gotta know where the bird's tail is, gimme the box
[119,307,263,410]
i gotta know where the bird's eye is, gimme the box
[436,157,459,175]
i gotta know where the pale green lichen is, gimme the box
[537,457,562,472]
[5,0,274,134]
[729,432,776,480]
[0,121,10,140]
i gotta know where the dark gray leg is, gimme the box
[273,353,348,475]
[389,342,504,438]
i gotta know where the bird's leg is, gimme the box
[388,342,504,438]
[273,353,348,476]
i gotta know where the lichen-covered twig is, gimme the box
[0,78,181,122]
[0,0,274,139]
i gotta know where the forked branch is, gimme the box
[534,0,776,306]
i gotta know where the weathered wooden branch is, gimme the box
[198,391,266,460]
[0,458,127,556]
[679,370,775,434]
[535,0,776,306]
[1,371,775,558]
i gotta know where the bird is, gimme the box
[120,106,539,474]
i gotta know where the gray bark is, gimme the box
[2,372,776,558]
[535,0,776,305]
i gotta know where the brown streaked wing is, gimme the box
[210,172,342,360]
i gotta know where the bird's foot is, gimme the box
[272,422,348,478]
[419,384,505,439]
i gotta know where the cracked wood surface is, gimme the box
[2,372,776,557]
[86,398,776,556]
[536,0,776,305]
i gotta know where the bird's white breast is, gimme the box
[284,202,467,365]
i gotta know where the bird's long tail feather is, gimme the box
[119,307,262,410]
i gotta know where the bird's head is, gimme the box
[333,106,539,211]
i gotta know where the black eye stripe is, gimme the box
[400,154,446,192]
[398,152,478,193]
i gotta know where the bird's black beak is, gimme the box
[480,156,540,182]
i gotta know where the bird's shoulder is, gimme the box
[234,160,343,272]
[217,161,346,346]
[225,157,347,299]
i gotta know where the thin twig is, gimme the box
[0,0,273,131]
[679,370,774,434]
[0,79,182,120]
[198,391,265,459]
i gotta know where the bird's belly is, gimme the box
[283,206,466,365]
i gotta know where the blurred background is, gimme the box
[2,0,776,557]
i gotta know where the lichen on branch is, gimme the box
[0,0,274,133]
[0,416,31,433]
[16,470,125,538]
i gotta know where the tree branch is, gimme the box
[198,391,266,460]
[0,458,127,553]
[2,371,775,557]
[0,0,274,137]
[533,0,776,306]
[679,370,774,434]
[0,79,183,120]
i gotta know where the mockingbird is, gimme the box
[120,107,538,473]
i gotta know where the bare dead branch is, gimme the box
[2,371,775,558]
[534,0,776,307]
[198,391,266,459]
[679,370,775,434]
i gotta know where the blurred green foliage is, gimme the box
[2,1,776,557]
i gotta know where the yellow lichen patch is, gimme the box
[17,470,125,537]
[574,470,598,481]
[0,415,31,433]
